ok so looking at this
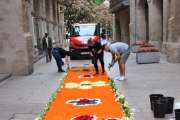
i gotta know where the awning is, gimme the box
[109,1,130,13]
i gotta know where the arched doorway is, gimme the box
[115,19,121,42]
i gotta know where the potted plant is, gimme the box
[140,44,156,50]
[131,43,144,53]
[136,48,160,64]
[37,38,43,55]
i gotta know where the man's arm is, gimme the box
[89,51,93,56]
[114,51,121,63]
[65,55,69,67]
[111,52,115,63]
[97,49,102,54]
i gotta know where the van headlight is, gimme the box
[70,41,75,45]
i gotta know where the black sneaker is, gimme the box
[93,72,99,76]
[58,69,65,72]
[102,70,105,75]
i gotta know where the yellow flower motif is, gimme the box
[65,83,80,88]
[65,81,108,89]
[91,81,107,87]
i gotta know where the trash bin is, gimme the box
[149,94,164,110]
[159,97,175,114]
[175,109,180,120]
[153,100,167,118]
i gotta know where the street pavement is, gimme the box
[0,46,180,120]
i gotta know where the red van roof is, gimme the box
[71,23,98,26]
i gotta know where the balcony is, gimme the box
[110,0,130,13]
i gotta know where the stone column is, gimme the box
[59,11,64,46]
[148,0,163,50]
[129,0,135,47]
[136,0,148,43]
[162,0,171,54]
[46,0,53,40]
[167,0,180,63]
[0,0,33,75]
[113,14,115,41]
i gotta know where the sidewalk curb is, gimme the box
[0,74,12,83]
[33,54,45,63]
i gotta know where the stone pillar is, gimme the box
[162,0,171,54]
[136,0,148,43]
[167,0,180,63]
[148,0,163,50]
[129,0,135,47]
[0,0,33,75]
[59,11,64,46]
[46,0,53,40]
[42,0,46,38]
[113,14,115,41]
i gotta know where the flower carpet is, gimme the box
[36,67,135,120]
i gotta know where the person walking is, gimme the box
[88,38,105,76]
[103,42,130,81]
[52,47,71,72]
[42,33,53,63]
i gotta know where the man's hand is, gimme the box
[67,66,70,70]
[110,62,115,67]
[95,53,99,58]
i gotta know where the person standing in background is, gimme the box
[42,33,53,63]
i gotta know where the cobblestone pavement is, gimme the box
[0,46,180,120]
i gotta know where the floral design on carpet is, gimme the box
[70,115,97,120]
[65,81,108,89]
[79,75,94,78]
[66,98,101,106]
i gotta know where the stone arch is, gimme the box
[115,19,121,42]
[136,0,149,43]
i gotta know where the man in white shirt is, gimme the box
[103,42,130,81]
[42,33,53,63]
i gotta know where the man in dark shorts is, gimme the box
[52,47,71,72]
[88,38,105,76]
[103,42,130,81]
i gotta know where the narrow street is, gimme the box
[0,46,180,120]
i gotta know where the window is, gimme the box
[71,25,98,36]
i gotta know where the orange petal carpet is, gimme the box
[38,67,132,120]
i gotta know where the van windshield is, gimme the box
[71,25,98,36]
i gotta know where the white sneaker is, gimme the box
[115,76,122,80]
[118,76,127,81]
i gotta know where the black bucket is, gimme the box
[153,100,167,118]
[175,109,180,120]
[159,97,175,114]
[149,94,164,110]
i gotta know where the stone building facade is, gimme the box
[110,0,180,63]
[0,0,66,76]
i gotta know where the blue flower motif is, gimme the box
[81,69,90,73]
[91,69,101,71]
[66,98,101,106]
[72,70,81,72]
